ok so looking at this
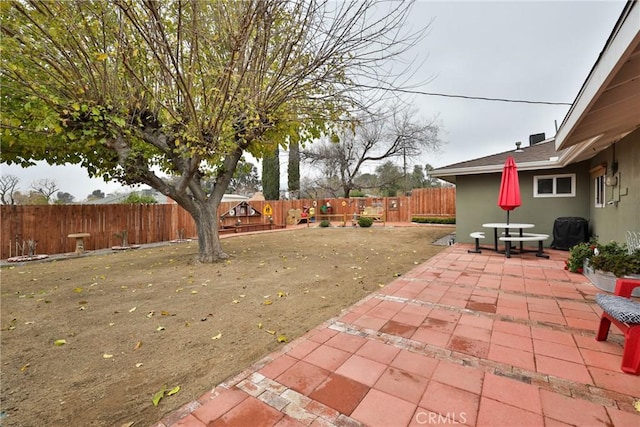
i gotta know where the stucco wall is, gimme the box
[588,129,640,243]
[456,162,591,245]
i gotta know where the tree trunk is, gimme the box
[343,186,351,198]
[192,199,228,263]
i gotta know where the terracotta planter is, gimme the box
[583,260,640,297]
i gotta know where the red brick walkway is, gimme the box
[153,243,640,427]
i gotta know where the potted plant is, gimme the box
[566,239,640,296]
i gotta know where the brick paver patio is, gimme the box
[153,242,640,427]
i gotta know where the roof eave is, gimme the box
[555,1,640,151]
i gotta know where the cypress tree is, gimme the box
[262,146,280,200]
[288,141,300,198]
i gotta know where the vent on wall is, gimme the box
[529,133,546,145]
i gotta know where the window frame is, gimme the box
[594,174,606,208]
[533,173,576,198]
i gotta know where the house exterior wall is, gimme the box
[588,129,640,243]
[455,163,591,245]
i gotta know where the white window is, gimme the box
[533,174,575,198]
[594,174,606,208]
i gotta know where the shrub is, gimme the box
[589,241,640,277]
[565,241,595,273]
[122,193,158,204]
[410,216,456,224]
[566,239,640,277]
[357,217,374,228]
[319,220,331,228]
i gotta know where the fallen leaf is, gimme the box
[190,290,198,294]
[120,423,134,427]
[277,335,288,343]
[78,301,88,305]
[157,326,165,331]
[257,323,263,329]
[129,307,137,313]
[103,353,113,359]
[263,300,273,306]
[135,363,143,368]
[166,385,180,396]
[212,332,222,340]
[152,385,167,406]
[134,341,142,350]
[277,291,287,298]
[266,330,276,335]
[73,287,83,293]
[633,399,640,413]
[20,363,30,372]
[108,322,115,326]
[175,287,184,292]
[232,300,239,304]
[54,339,67,346]
[160,311,170,316]
[146,311,155,318]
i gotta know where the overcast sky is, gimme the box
[1,0,627,200]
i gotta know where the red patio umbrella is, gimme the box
[497,156,521,224]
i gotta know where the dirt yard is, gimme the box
[1,225,454,427]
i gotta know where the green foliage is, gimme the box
[228,158,260,195]
[319,220,331,228]
[262,147,280,200]
[565,241,595,273]
[122,193,157,204]
[288,141,300,196]
[357,217,373,227]
[350,190,367,197]
[589,241,640,277]
[566,239,640,277]
[410,216,456,224]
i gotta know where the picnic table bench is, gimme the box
[499,233,549,258]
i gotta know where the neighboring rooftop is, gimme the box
[431,135,569,182]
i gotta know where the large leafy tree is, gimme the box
[1,0,424,262]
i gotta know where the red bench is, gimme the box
[595,278,640,375]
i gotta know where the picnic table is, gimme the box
[481,223,550,258]
[482,223,534,251]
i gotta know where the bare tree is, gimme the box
[30,179,59,203]
[0,174,20,205]
[304,103,442,197]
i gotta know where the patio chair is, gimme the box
[595,278,640,375]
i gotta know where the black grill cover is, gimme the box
[551,217,589,250]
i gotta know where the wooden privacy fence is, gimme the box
[0,187,455,259]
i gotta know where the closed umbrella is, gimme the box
[497,156,521,224]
